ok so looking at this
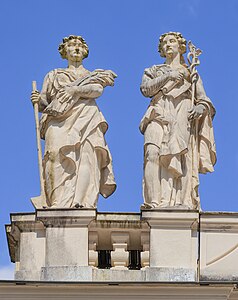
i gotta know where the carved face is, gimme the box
[162,34,180,58]
[65,39,85,62]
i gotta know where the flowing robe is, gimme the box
[140,64,216,209]
[39,68,116,208]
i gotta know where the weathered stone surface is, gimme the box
[93,269,146,281]
[145,267,196,281]
[15,270,41,281]
[6,213,45,281]
[41,266,93,281]
[38,209,96,268]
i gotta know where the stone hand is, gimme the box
[170,70,184,82]
[31,90,40,105]
[88,70,117,87]
[188,104,206,120]
[64,85,78,97]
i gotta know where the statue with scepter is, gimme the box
[140,32,216,210]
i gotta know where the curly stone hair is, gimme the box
[158,32,187,58]
[58,35,89,60]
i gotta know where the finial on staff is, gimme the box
[187,40,202,107]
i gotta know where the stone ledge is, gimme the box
[145,267,197,282]
[200,214,238,231]
[40,267,196,282]
[37,208,96,218]
[200,272,238,282]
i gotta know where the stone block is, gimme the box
[93,269,146,281]
[6,213,45,281]
[18,230,46,280]
[41,266,93,281]
[145,267,196,281]
[37,209,96,267]
[142,210,198,274]
[15,270,42,281]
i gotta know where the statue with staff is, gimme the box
[140,32,216,209]
[31,35,117,209]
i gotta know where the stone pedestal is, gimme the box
[141,209,199,281]
[6,209,96,281]
[39,209,96,281]
[37,210,95,268]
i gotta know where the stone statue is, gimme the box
[140,32,216,210]
[31,35,116,208]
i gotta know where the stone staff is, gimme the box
[31,81,47,208]
[187,41,202,167]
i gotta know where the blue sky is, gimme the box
[0,0,238,278]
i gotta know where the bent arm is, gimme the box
[68,83,104,99]
[140,71,170,98]
[38,72,54,112]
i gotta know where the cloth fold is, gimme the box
[39,68,116,208]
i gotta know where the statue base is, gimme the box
[6,209,238,282]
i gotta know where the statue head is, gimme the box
[158,32,187,59]
[58,35,89,60]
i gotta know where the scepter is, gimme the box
[187,40,202,109]
[187,40,202,163]
[31,81,47,208]
[187,42,202,277]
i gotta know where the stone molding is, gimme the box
[36,209,96,227]
[200,212,238,232]
[0,282,237,300]
[142,209,199,229]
